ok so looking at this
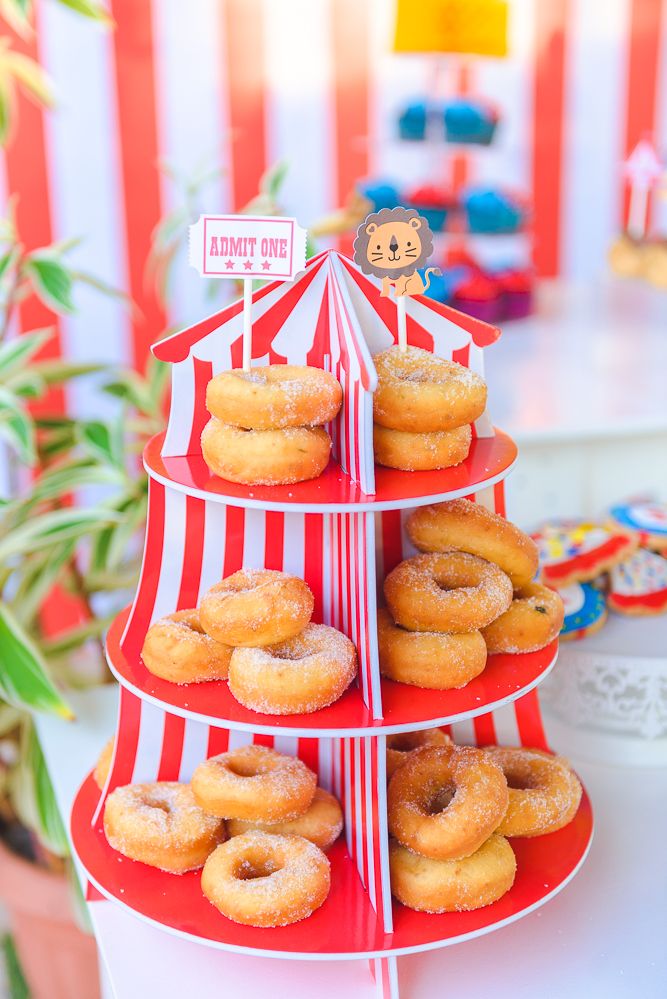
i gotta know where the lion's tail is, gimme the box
[422,267,442,292]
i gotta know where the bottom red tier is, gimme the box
[71,774,593,960]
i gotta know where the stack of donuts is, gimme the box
[372,345,487,471]
[99,744,342,928]
[378,500,563,690]
[386,734,583,913]
[201,364,342,485]
[141,568,358,715]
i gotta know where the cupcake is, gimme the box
[463,188,525,234]
[444,99,499,145]
[451,273,502,323]
[497,268,534,319]
[405,184,454,232]
[398,101,428,141]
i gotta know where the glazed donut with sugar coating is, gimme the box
[191,745,316,822]
[481,583,564,654]
[483,746,583,837]
[206,365,342,430]
[373,345,487,432]
[373,423,471,471]
[384,552,513,633]
[141,609,233,684]
[386,728,452,780]
[407,498,539,589]
[202,830,330,927]
[201,419,331,486]
[228,623,357,715]
[387,745,509,860]
[377,608,487,689]
[390,834,516,913]
[103,782,225,874]
[94,737,114,790]
[199,569,313,648]
[227,788,343,851]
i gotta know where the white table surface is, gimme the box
[487,279,667,443]
[35,685,667,999]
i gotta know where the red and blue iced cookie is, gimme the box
[558,582,607,641]
[533,521,637,588]
[609,501,667,554]
[608,548,667,616]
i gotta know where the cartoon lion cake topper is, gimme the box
[353,206,441,298]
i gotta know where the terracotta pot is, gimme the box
[0,838,100,999]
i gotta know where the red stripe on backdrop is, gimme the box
[206,727,230,758]
[493,481,507,518]
[122,478,166,657]
[514,689,549,750]
[263,511,285,570]
[622,0,665,228]
[223,505,245,577]
[331,0,370,256]
[106,688,142,793]
[450,62,472,194]
[532,1,569,277]
[297,738,320,777]
[176,496,205,608]
[156,714,186,781]
[473,712,497,746]
[188,359,214,455]
[110,0,165,370]
[381,510,404,576]
[304,514,324,622]
[222,0,267,210]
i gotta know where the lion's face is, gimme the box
[365,218,422,272]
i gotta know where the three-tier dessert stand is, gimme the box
[70,249,593,998]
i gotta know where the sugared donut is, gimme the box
[201,419,331,485]
[202,831,330,927]
[378,608,487,688]
[386,728,452,780]
[384,552,513,633]
[206,365,342,430]
[481,583,564,654]
[374,423,471,471]
[227,788,343,851]
[407,499,539,589]
[387,746,508,860]
[94,738,114,790]
[141,609,233,684]
[390,834,516,913]
[199,569,313,648]
[483,746,582,837]
[228,623,357,715]
[373,345,487,432]
[103,782,225,874]
[191,745,316,822]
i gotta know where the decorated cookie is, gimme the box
[608,548,667,616]
[533,521,637,588]
[609,500,667,553]
[558,583,608,641]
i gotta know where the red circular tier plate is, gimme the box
[72,774,593,959]
[110,609,558,736]
[144,430,517,512]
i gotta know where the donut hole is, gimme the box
[226,760,264,779]
[425,785,456,815]
[506,772,536,791]
[235,855,280,881]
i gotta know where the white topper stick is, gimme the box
[396,295,407,351]
[627,185,649,241]
[242,278,252,372]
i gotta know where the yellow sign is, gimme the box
[393,0,508,57]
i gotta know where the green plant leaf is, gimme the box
[30,359,104,385]
[0,328,52,377]
[0,72,13,148]
[2,933,29,999]
[77,419,124,468]
[0,506,121,561]
[55,0,114,26]
[260,160,288,200]
[0,603,73,717]
[23,723,69,855]
[10,541,76,626]
[4,369,44,397]
[41,615,111,657]
[24,254,74,313]
[26,458,125,508]
[3,50,54,108]
[0,385,34,463]
[70,269,135,313]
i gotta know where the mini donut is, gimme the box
[227,788,343,851]
[206,365,342,430]
[103,782,225,874]
[191,745,316,822]
[202,830,330,927]
[387,745,509,860]
[201,418,331,486]
[384,552,513,633]
[199,569,313,648]
[228,623,357,715]
[483,746,583,837]
[386,728,452,780]
[373,345,487,433]
[407,499,539,589]
[374,423,471,472]
[481,583,564,654]
[390,834,516,913]
[94,738,114,790]
[378,608,487,688]
[141,609,233,684]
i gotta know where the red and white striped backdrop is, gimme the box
[3,0,666,404]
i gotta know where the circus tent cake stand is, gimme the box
[70,251,593,998]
